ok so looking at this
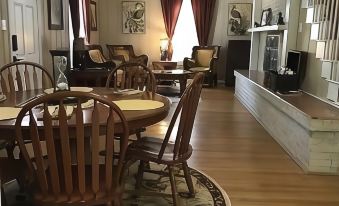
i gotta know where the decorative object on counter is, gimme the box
[228,3,252,35]
[122,1,145,33]
[263,35,280,71]
[47,0,64,30]
[160,38,169,61]
[260,8,272,26]
[276,12,285,25]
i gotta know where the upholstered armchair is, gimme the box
[183,45,221,87]
[106,44,148,65]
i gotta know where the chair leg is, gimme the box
[182,162,195,197]
[168,166,179,206]
[5,142,15,160]
[136,160,145,189]
[136,131,141,140]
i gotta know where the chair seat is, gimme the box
[189,67,210,72]
[127,136,193,165]
[33,165,121,205]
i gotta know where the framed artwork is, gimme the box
[47,0,64,30]
[260,8,273,26]
[90,1,98,31]
[228,3,252,36]
[122,1,145,34]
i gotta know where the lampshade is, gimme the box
[160,38,169,51]
[73,37,88,51]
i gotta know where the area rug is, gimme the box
[3,163,231,206]
[123,163,231,205]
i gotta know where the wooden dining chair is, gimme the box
[0,61,54,93]
[0,61,54,159]
[15,91,130,206]
[105,62,156,94]
[105,62,157,140]
[126,72,204,205]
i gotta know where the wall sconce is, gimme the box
[160,38,169,61]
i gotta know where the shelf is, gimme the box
[248,25,288,32]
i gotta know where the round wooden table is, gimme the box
[0,87,171,140]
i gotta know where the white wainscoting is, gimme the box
[234,70,339,174]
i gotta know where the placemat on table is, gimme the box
[113,100,164,111]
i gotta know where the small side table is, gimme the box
[152,61,177,70]
[152,70,193,95]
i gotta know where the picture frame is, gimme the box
[90,1,98,31]
[47,0,64,30]
[122,1,145,34]
[260,8,273,27]
[228,3,252,36]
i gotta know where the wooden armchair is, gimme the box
[183,45,221,87]
[14,91,129,205]
[106,45,148,65]
[85,44,116,69]
[126,73,204,205]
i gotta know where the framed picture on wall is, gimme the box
[47,0,64,30]
[122,1,145,34]
[90,1,98,31]
[228,3,252,36]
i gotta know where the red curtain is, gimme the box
[82,0,91,43]
[161,0,183,60]
[191,0,216,46]
[69,0,80,38]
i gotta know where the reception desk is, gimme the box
[234,70,339,174]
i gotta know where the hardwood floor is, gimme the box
[145,87,339,206]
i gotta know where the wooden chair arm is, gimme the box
[131,54,148,65]
[183,57,196,70]
[209,57,218,73]
[87,59,116,69]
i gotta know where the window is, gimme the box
[171,0,198,63]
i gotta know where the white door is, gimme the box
[8,0,40,63]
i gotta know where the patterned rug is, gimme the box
[2,163,231,206]
[123,163,231,205]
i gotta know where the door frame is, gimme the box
[7,0,42,64]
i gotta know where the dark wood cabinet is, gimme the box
[70,68,111,87]
[225,40,251,86]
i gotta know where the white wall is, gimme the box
[98,0,252,81]
[98,0,166,64]
[210,0,252,81]
[296,6,328,99]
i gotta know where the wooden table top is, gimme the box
[0,87,171,139]
[152,69,192,74]
[235,70,339,120]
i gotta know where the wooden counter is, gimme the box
[234,70,339,174]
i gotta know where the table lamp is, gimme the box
[73,37,88,69]
[160,38,169,61]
